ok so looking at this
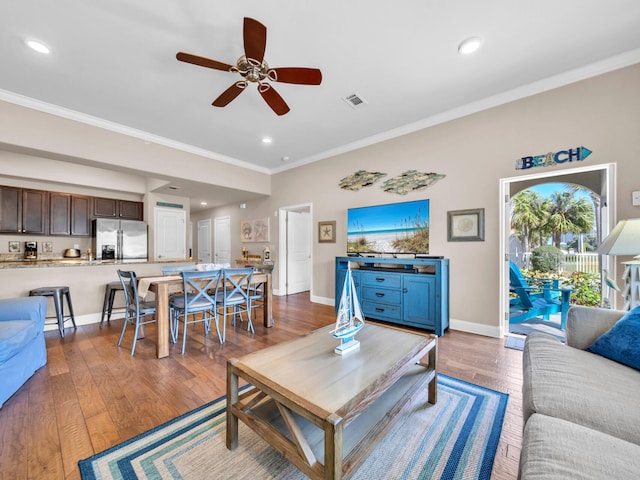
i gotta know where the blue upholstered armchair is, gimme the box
[0,296,48,408]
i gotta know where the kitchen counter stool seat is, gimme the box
[28,286,76,337]
[101,281,124,326]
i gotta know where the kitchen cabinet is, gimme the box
[335,256,449,336]
[49,193,91,236]
[94,197,143,220]
[0,186,48,234]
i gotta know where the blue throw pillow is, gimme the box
[586,305,640,371]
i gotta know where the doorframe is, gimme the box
[499,163,616,337]
[277,203,313,296]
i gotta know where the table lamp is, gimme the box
[597,218,640,308]
[597,218,640,256]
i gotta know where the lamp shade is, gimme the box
[597,218,640,256]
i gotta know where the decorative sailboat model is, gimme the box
[331,266,365,355]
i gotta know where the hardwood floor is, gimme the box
[0,293,523,479]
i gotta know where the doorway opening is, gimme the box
[277,203,312,296]
[499,163,616,338]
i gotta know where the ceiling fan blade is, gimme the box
[212,82,247,107]
[258,83,290,116]
[243,17,267,64]
[176,52,234,72]
[268,67,322,85]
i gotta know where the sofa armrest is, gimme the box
[566,305,626,350]
[0,297,48,330]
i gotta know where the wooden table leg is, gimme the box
[264,273,273,328]
[325,415,343,480]
[428,340,438,404]
[226,360,239,450]
[155,283,170,358]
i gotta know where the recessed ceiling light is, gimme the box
[458,37,482,55]
[262,137,272,144]
[200,201,208,206]
[281,156,290,162]
[25,39,51,54]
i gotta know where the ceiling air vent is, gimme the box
[343,92,367,109]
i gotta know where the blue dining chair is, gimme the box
[216,267,254,341]
[117,270,157,355]
[170,270,222,354]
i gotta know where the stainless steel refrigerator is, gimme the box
[92,219,148,261]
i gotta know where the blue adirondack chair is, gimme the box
[509,261,572,330]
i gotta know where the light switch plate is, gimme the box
[633,191,640,207]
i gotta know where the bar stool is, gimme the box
[101,281,124,326]
[29,286,76,337]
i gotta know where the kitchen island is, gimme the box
[0,259,194,331]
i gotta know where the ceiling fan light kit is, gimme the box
[177,17,322,116]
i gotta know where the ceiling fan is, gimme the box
[177,17,322,116]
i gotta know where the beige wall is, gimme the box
[197,64,640,335]
[2,64,639,335]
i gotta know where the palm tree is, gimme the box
[511,190,548,253]
[544,191,595,247]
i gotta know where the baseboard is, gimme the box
[43,301,501,340]
[450,318,501,338]
[43,311,121,332]
[310,295,333,306]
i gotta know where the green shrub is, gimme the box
[530,246,564,273]
[561,272,601,307]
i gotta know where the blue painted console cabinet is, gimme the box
[335,256,450,336]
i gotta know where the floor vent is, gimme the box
[343,92,367,109]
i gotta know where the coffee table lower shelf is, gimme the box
[228,364,436,479]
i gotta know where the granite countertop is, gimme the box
[0,259,189,269]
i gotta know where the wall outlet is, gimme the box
[633,191,640,207]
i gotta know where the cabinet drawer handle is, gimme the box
[375,292,385,297]
[375,277,385,282]
[375,307,385,312]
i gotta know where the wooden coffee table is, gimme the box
[226,323,437,479]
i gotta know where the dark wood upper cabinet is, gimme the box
[0,186,21,233]
[50,193,91,236]
[22,189,48,235]
[1,186,142,236]
[119,200,143,220]
[93,197,118,217]
[49,192,71,236]
[71,195,91,236]
[94,197,143,221]
[0,187,47,234]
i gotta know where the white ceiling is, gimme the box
[1,1,640,209]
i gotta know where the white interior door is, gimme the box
[287,210,311,294]
[154,207,186,259]
[197,219,211,263]
[214,216,231,266]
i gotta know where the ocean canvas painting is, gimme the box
[347,199,430,254]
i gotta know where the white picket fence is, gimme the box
[523,252,599,274]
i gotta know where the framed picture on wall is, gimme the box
[447,208,485,242]
[8,241,19,253]
[318,221,336,243]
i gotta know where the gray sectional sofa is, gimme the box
[519,305,640,479]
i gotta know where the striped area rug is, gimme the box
[79,374,508,480]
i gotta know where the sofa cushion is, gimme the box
[0,320,40,363]
[523,332,640,444]
[586,304,640,370]
[519,414,640,480]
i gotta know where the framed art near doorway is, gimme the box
[318,221,336,243]
[447,208,485,242]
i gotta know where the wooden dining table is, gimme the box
[141,272,273,358]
